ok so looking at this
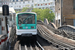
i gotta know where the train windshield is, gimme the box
[18,14,35,24]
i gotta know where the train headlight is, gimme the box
[20,27,22,29]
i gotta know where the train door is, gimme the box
[0,18,2,34]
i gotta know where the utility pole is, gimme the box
[2,5,9,34]
[61,0,63,26]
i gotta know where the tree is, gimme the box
[15,7,29,13]
[21,7,29,12]
[15,7,55,22]
[32,8,55,22]
[32,8,43,20]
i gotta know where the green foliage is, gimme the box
[32,8,55,22]
[15,7,29,13]
[15,7,55,22]
[16,11,20,13]
[21,7,29,12]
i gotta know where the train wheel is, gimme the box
[33,35,37,42]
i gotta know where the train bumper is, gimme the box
[17,35,37,41]
[16,29,37,36]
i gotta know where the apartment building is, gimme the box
[9,0,55,12]
[33,0,55,12]
[9,0,33,11]
[0,0,9,7]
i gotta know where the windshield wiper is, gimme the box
[23,16,33,24]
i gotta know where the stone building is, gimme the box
[55,0,62,27]
[55,0,75,26]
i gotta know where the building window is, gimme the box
[28,1,29,3]
[42,7,44,9]
[31,4,33,7]
[19,6,21,8]
[13,0,15,2]
[35,4,37,6]
[11,3,13,4]
[16,0,18,2]
[45,3,47,5]
[43,0,45,1]
[46,7,48,9]
[40,0,41,2]
[21,0,23,1]
[73,0,75,9]
[49,3,50,5]
[41,4,42,6]
[38,4,39,6]
[23,2,25,3]
[32,0,33,3]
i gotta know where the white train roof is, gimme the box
[17,12,36,14]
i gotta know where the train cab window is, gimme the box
[18,14,35,24]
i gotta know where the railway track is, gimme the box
[37,20,73,39]
[18,41,44,50]
[37,24,75,50]
[14,34,59,50]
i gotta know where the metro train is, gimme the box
[16,12,37,41]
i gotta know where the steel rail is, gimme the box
[19,44,21,50]
[36,41,44,50]
[41,25,75,48]
[37,20,75,40]
[25,45,28,50]
[35,45,39,50]
[18,42,43,50]
[39,25,74,48]
[30,45,33,50]
[37,25,64,49]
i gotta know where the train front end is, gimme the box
[16,12,37,41]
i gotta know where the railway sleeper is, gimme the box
[58,47,70,50]
[40,25,75,47]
